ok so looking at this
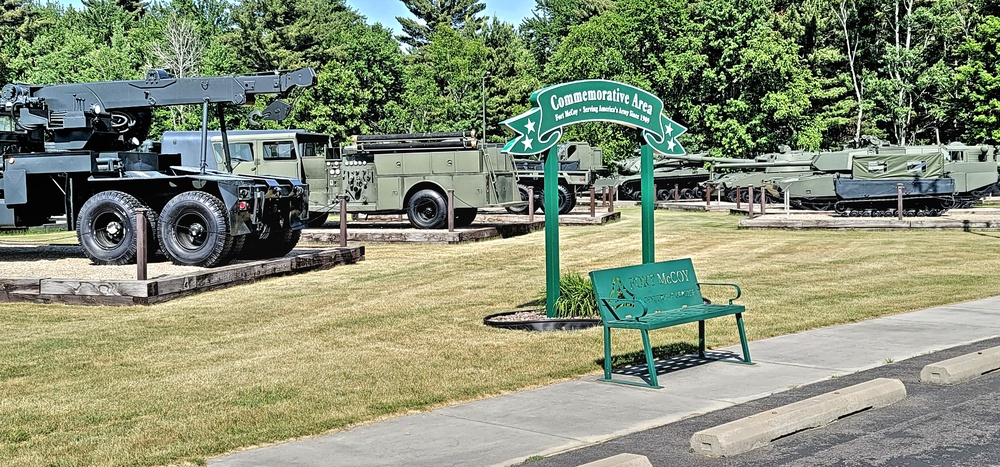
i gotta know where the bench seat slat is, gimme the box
[606,304,745,329]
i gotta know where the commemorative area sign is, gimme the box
[501,79,687,317]
[501,80,687,156]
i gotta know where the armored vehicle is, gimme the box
[507,142,605,214]
[616,153,754,201]
[703,148,816,203]
[742,141,999,216]
[167,130,518,229]
[0,68,315,267]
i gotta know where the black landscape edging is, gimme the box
[483,311,601,332]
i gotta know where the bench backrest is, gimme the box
[589,258,703,320]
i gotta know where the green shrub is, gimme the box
[538,272,600,319]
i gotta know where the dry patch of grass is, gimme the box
[3,208,1000,465]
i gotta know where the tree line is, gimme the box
[1,0,999,160]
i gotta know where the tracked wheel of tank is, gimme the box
[833,194,955,217]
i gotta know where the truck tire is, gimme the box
[454,208,477,228]
[239,221,301,259]
[306,212,329,228]
[157,191,237,267]
[76,190,158,265]
[538,184,575,215]
[407,189,448,229]
[505,183,534,214]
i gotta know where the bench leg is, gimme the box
[603,326,612,381]
[641,329,660,388]
[698,320,706,358]
[736,313,752,364]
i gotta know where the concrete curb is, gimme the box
[577,453,652,467]
[920,345,1000,385]
[690,378,907,457]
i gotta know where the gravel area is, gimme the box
[0,243,318,280]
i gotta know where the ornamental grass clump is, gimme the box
[548,272,600,319]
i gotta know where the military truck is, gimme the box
[0,68,316,267]
[166,130,519,229]
[506,142,606,214]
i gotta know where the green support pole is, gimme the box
[641,144,655,264]
[544,145,561,317]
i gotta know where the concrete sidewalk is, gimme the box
[211,296,1000,467]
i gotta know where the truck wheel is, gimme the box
[538,184,575,215]
[240,222,301,259]
[306,212,329,228]
[158,191,236,267]
[561,184,577,213]
[454,208,477,228]
[76,190,158,265]
[505,183,533,214]
[407,189,447,229]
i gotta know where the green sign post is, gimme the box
[502,80,687,317]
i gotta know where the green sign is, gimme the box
[501,80,687,156]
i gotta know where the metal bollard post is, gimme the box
[748,185,755,218]
[785,189,790,218]
[897,183,904,220]
[339,195,348,247]
[718,186,722,203]
[447,189,455,232]
[706,184,712,207]
[135,208,148,281]
[609,187,615,213]
[736,187,742,210]
[674,183,680,201]
[528,186,535,223]
[760,189,766,216]
[601,187,607,207]
[589,187,596,218]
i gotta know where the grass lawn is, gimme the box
[3,207,1000,465]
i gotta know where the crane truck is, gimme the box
[0,68,316,267]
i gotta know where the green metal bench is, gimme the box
[589,257,751,389]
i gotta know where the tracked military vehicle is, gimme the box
[703,148,816,203]
[734,141,999,216]
[506,142,605,214]
[0,68,316,267]
[615,153,754,201]
[166,130,518,229]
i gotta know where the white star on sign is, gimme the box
[665,124,674,135]
[525,119,536,134]
[667,140,676,151]
[522,137,534,150]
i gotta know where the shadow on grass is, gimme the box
[962,223,1000,238]
[599,342,746,383]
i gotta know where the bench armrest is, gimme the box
[599,297,649,320]
[697,282,742,305]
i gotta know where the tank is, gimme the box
[708,148,816,202]
[758,141,999,216]
[614,153,752,201]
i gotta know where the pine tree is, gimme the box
[396,0,486,49]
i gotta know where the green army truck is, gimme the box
[507,142,606,214]
[164,130,519,229]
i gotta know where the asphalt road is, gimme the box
[529,336,1000,467]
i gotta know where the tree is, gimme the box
[396,0,486,49]
[519,0,614,67]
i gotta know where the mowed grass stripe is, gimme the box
[2,208,999,465]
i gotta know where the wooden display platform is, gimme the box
[302,222,544,244]
[656,200,743,212]
[0,246,364,306]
